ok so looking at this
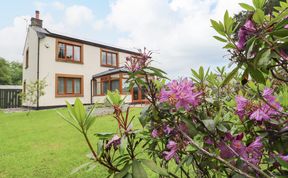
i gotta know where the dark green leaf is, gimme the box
[248,65,266,84]
[114,163,131,178]
[213,36,227,43]
[221,65,241,87]
[141,159,169,176]
[132,160,147,178]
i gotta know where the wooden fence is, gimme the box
[0,89,22,108]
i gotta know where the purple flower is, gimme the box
[163,140,179,161]
[151,129,159,138]
[106,135,121,150]
[159,78,202,111]
[250,108,270,121]
[235,96,250,119]
[246,137,263,165]
[163,125,173,135]
[280,155,288,162]
[280,50,288,60]
[236,19,257,51]
[218,133,245,159]
[125,48,152,72]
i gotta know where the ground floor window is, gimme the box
[93,73,128,96]
[56,74,83,97]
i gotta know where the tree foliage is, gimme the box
[0,57,22,85]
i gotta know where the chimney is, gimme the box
[30,10,43,28]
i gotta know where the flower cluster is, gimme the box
[235,88,282,122]
[218,133,263,166]
[159,78,202,111]
[151,122,189,163]
[105,135,121,150]
[125,48,152,72]
[236,19,257,50]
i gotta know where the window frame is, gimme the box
[93,73,125,96]
[100,49,119,68]
[56,39,83,64]
[55,74,84,97]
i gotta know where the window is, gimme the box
[93,73,123,96]
[25,49,29,69]
[56,39,83,63]
[101,50,118,67]
[55,74,83,97]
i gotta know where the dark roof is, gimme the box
[33,26,139,55]
[92,67,129,78]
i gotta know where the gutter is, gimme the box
[90,79,93,104]
[36,37,40,110]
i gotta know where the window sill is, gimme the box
[55,94,84,98]
[101,64,118,68]
[56,59,83,64]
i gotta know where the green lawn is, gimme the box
[0,108,144,178]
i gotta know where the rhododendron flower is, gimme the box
[280,155,288,162]
[235,96,250,119]
[236,19,257,50]
[285,24,288,29]
[163,125,173,135]
[151,129,159,138]
[106,135,121,150]
[250,108,270,121]
[159,78,202,111]
[163,140,179,162]
[125,48,152,72]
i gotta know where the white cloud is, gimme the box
[106,0,250,78]
[0,16,29,61]
[51,1,65,10]
[65,5,94,26]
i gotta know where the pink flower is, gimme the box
[280,155,288,162]
[106,135,121,150]
[280,50,288,60]
[236,19,257,51]
[250,108,270,121]
[235,96,250,119]
[159,78,202,111]
[151,129,159,138]
[163,124,173,135]
[125,48,152,72]
[285,24,288,29]
[163,140,179,161]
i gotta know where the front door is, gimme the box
[132,86,146,103]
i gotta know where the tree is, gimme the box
[0,57,22,85]
[0,58,12,85]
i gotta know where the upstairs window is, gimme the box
[101,50,118,67]
[25,49,29,69]
[56,39,83,64]
[56,74,83,97]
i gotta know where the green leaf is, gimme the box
[95,132,115,140]
[141,159,169,176]
[202,119,216,132]
[114,163,131,178]
[252,0,265,9]
[276,157,288,169]
[221,65,241,87]
[239,3,255,11]
[74,98,86,123]
[213,36,227,43]
[253,8,265,24]
[224,10,233,34]
[97,140,103,155]
[248,65,266,84]
[270,29,288,38]
[132,160,147,178]
[223,43,236,49]
[257,49,271,66]
[210,19,225,36]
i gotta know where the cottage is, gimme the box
[23,11,146,109]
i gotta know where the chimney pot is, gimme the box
[35,10,40,19]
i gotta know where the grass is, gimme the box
[0,108,146,178]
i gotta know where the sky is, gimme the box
[0,0,251,78]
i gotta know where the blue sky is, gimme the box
[0,0,251,78]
